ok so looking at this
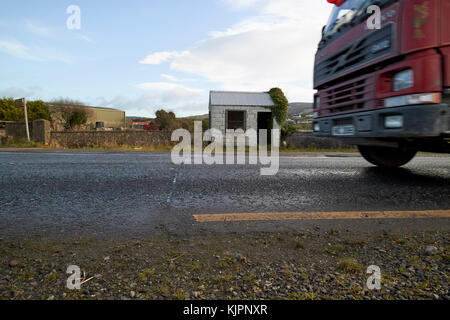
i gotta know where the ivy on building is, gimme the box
[268,88,288,125]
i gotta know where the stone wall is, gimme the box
[4,120,51,144]
[50,130,173,148]
[287,131,355,149]
[32,119,51,145]
[5,122,30,140]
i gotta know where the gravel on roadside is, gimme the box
[0,229,448,300]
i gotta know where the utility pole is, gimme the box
[15,98,30,141]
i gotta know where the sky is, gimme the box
[0,0,331,117]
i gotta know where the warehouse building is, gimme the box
[46,103,126,130]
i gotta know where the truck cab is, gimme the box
[312,0,450,167]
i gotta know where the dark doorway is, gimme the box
[257,112,272,145]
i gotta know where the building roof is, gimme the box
[209,91,275,107]
[46,103,124,112]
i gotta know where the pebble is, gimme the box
[425,246,437,255]
[130,291,136,298]
[9,260,23,268]
[235,253,248,264]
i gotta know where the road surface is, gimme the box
[0,149,449,238]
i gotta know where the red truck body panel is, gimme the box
[375,49,442,99]
[401,0,439,54]
[441,0,450,86]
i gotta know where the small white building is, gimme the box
[209,91,279,138]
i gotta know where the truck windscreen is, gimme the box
[324,0,366,36]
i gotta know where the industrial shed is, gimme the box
[209,91,279,138]
[46,104,126,130]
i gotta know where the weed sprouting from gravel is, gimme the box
[337,258,363,274]
[294,237,304,249]
[327,244,345,255]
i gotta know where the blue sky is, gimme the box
[0,0,330,117]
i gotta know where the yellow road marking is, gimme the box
[193,210,450,223]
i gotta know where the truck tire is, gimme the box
[357,146,417,168]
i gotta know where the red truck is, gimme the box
[312,0,450,167]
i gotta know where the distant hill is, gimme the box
[181,114,208,120]
[288,102,313,116]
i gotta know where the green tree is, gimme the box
[0,97,24,121]
[27,100,51,122]
[64,111,88,130]
[281,122,298,141]
[154,109,176,130]
[0,98,51,122]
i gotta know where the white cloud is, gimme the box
[0,39,72,63]
[0,40,41,61]
[137,81,203,95]
[224,0,262,8]
[137,82,205,104]
[76,35,95,43]
[161,74,198,82]
[140,0,331,103]
[139,51,186,65]
[25,21,52,37]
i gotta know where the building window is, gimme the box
[227,111,245,130]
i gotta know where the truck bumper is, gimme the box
[313,103,450,138]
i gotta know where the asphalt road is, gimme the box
[0,149,449,238]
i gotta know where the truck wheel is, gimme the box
[357,146,417,168]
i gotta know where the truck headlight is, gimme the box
[393,69,413,92]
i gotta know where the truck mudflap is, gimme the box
[313,103,450,139]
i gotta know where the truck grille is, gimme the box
[320,74,375,116]
[314,23,392,85]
